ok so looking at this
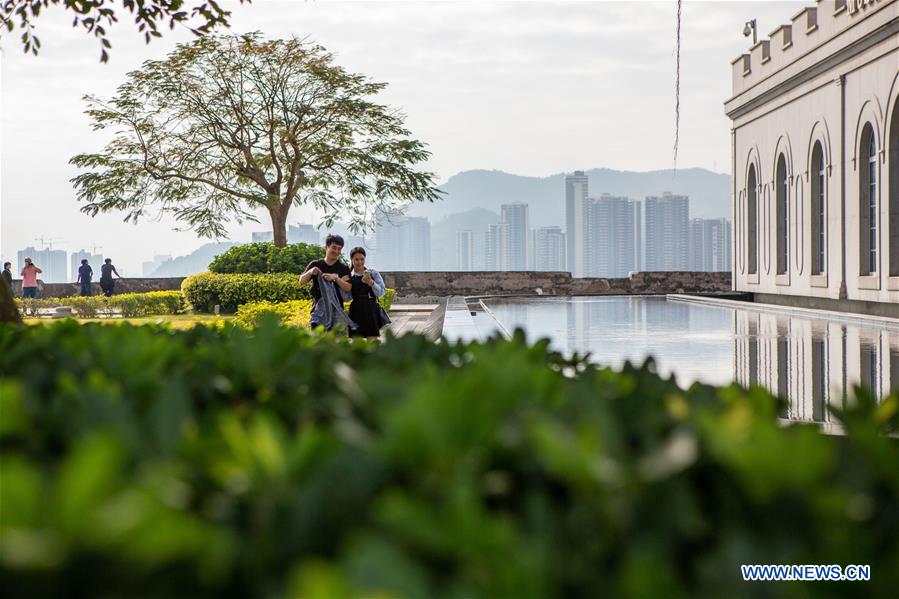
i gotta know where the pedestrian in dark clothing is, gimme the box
[77,259,93,296]
[100,258,121,297]
[2,262,12,289]
[299,234,352,331]
[347,247,389,340]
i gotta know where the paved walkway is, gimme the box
[386,304,439,337]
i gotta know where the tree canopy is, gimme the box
[1,0,245,62]
[70,32,441,246]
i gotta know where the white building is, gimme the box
[565,171,589,276]
[374,212,431,271]
[535,226,566,271]
[500,203,529,271]
[644,193,690,271]
[689,218,733,272]
[726,0,899,315]
[586,195,639,277]
[485,223,504,270]
[456,230,474,271]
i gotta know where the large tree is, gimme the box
[70,32,441,246]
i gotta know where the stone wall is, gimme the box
[380,271,732,298]
[11,277,186,298]
[11,271,731,299]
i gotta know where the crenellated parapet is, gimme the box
[729,0,895,100]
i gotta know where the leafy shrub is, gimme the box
[235,290,395,329]
[234,299,313,328]
[0,322,897,598]
[16,291,183,318]
[181,272,312,313]
[208,242,324,274]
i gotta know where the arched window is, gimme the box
[776,154,788,274]
[811,142,826,275]
[747,164,758,275]
[890,98,899,277]
[860,124,878,275]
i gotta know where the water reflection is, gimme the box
[482,296,899,429]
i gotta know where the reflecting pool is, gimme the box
[477,296,899,430]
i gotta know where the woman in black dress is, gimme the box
[347,247,388,340]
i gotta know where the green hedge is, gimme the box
[234,291,396,329]
[16,291,183,318]
[181,272,312,313]
[235,299,314,328]
[0,322,897,598]
[208,242,325,274]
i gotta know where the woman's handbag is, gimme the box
[377,303,391,327]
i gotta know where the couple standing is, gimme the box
[299,234,389,340]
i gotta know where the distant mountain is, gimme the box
[150,242,237,277]
[429,208,500,270]
[409,168,731,229]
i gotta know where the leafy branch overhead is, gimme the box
[1,0,247,62]
[70,32,441,246]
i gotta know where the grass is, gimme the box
[24,314,235,330]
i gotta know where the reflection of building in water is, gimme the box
[734,309,899,428]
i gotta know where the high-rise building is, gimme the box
[456,230,474,271]
[500,203,529,271]
[142,254,173,276]
[374,211,431,271]
[564,171,589,276]
[251,223,320,245]
[288,224,320,245]
[17,246,67,283]
[689,218,733,272]
[535,226,566,271]
[485,224,504,270]
[585,195,638,277]
[644,192,689,271]
[71,249,103,280]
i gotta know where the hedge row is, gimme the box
[0,321,897,597]
[16,291,183,318]
[181,272,312,313]
[234,299,314,328]
[234,291,396,329]
[208,242,325,274]
[183,272,397,314]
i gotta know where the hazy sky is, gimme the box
[1,0,801,274]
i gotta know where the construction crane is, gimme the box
[34,237,64,250]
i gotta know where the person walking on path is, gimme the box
[99,258,121,297]
[77,259,93,297]
[20,258,41,298]
[2,262,12,289]
[299,234,353,331]
[347,247,389,340]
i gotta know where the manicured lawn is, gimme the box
[24,313,234,329]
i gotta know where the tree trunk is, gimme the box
[0,279,23,324]
[270,206,289,248]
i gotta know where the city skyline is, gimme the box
[1,1,799,274]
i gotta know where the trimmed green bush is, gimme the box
[0,322,897,598]
[235,291,396,329]
[16,291,183,318]
[235,299,314,328]
[181,272,312,313]
[208,242,324,274]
